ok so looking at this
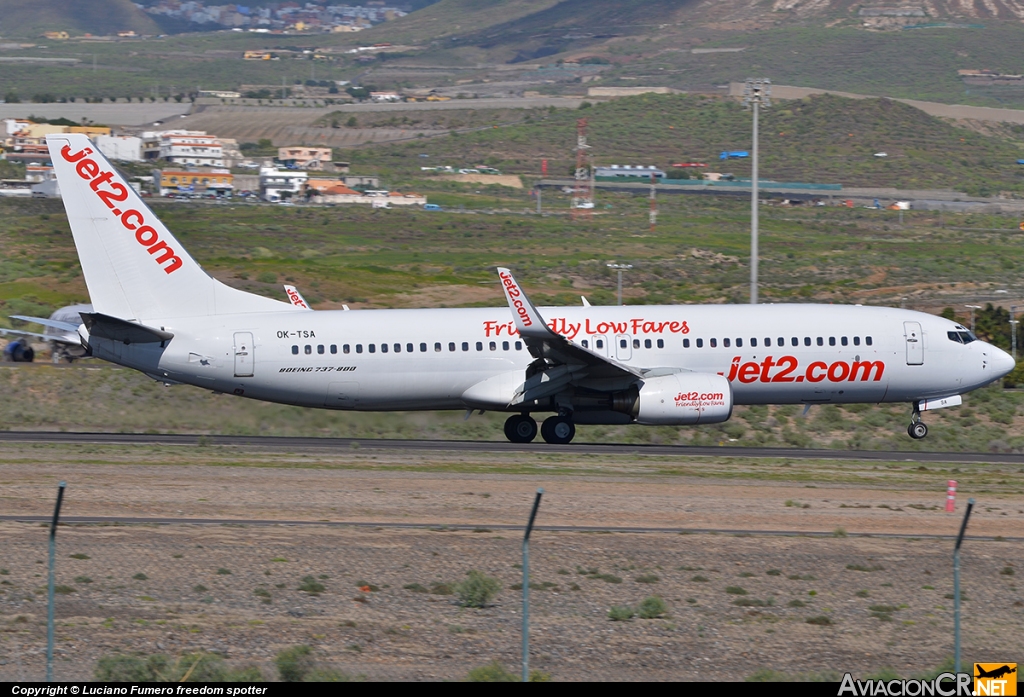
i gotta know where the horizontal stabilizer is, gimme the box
[10,315,81,333]
[81,312,173,344]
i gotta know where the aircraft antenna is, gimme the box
[571,118,593,220]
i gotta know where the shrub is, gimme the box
[733,598,773,607]
[403,583,428,593]
[75,576,93,584]
[1001,566,1014,576]
[54,585,76,594]
[466,660,517,682]
[691,575,709,582]
[846,564,884,572]
[608,605,635,621]
[69,553,90,560]
[133,573,148,581]
[455,570,501,608]
[787,599,806,608]
[594,573,622,584]
[298,576,325,594]
[806,615,833,626]
[856,590,870,597]
[192,585,207,593]
[766,569,781,576]
[635,574,660,584]
[276,645,315,682]
[216,569,231,575]
[429,582,453,595]
[638,595,668,618]
[725,586,748,595]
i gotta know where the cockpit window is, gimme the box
[947,331,977,344]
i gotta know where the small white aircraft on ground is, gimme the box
[43,134,1015,443]
[1,304,93,362]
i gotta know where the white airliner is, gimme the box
[44,133,1016,444]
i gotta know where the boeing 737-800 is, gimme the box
[44,134,1016,444]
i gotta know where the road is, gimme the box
[1,430,1021,465]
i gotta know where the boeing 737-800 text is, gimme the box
[45,134,1016,444]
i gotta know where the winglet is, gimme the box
[496,267,556,339]
[283,285,312,310]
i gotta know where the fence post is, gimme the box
[47,481,67,682]
[522,488,544,682]
[953,497,974,674]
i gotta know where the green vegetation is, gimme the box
[95,652,262,682]
[275,645,353,682]
[69,553,90,560]
[846,564,885,572]
[53,585,75,594]
[132,573,148,581]
[635,573,660,584]
[465,660,549,682]
[608,605,635,621]
[806,615,833,626]
[455,570,501,608]
[637,595,668,619]
[725,586,748,595]
[298,575,325,594]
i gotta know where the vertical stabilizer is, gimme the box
[46,133,294,321]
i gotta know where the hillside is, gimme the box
[345,92,1024,196]
[0,0,160,38]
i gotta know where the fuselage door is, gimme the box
[233,331,254,377]
[616,334,632,361]
[904,322,923,365]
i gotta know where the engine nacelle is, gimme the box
[633,372,733,425]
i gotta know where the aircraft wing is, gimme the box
[0,326,81,345]
[496,267,642,382]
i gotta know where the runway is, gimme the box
[1,514,1016,542]
[1,430,1021,465]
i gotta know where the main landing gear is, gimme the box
[503,413,577,445]
[907,405,928,440]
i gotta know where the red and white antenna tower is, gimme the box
[571,117,593,220]
[649,171,657,232]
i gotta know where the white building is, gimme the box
[158,131,224,167]
[96,135,143,162]
[260,167,308,202]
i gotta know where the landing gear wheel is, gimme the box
[541,415,576,445]
[908,422,928,439]
[504,414,537,443]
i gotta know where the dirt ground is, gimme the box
[0,446,1021,681]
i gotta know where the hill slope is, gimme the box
[347,93,1024,195]
[0,0,160,38]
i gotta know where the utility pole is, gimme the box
[648,171,657,232]
[743,78,771,305]
[965,305,981,334]
[607,263,632,306]
[1011,305,1019,361]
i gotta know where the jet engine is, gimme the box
[615,372,733,425]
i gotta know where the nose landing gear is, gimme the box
[907,405,928,439]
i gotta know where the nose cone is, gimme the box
[991,346,1016,379]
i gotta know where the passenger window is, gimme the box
[369,344,376,354]
[356,344,363,354]
[419,343,427,352]
[778,337,784,346]
[381,343,388,353]
[764,338,771,346]
[791,337,798,347]
[476,341,483,351]
[657,338,664,348]
[291,345,298,355]
[829,337,836,346]
[853,336,860,346]
[683,338,690,348]
[462,342,469,351]
[407,343,414,353]
[633,339,640,349]
[502,341,509,351]
[751,338,757,347]
[866,336,873,346]
[330,345,337,354]
[696,338,704,348]
[343,344,350,354]
[644,339,652,349]
[582,339,589,348]
[723,338,731,348]
[434,342,441,352]
[803,337,810,346]
[841,337,848,346]
[449,342,456,352]
[317,345,324,354]
[489,341,496,351]
[816,337,823,346]
[620,338,628,348]
[394,343,401,353]
[304,345,312,355]
[736,338,743,348]
[596,339,604,349]
[515,341,522,350]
